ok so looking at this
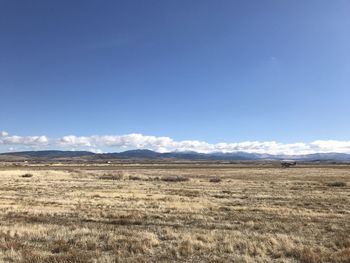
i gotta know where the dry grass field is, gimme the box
[0,164,349,262]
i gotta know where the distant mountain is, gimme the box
[1,150,350,161]
[102,149,162,159]
[282,152,350,161]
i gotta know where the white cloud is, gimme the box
[59,135,93,147]
[0,131,9,137]
[58,134,176,152]
[309,140,350,153]
[0,131,48,146]
[1,131,350,155]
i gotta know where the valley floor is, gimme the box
[0,164,349,262]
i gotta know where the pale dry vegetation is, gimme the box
[0,164,349,262]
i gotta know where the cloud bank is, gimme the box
[0,132,48,146]
[1,130,350,155]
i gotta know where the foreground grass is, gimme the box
[0,165,349,262]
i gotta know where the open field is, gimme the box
[0,164,349,262]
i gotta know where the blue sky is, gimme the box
[1,1,350,153]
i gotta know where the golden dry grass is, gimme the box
[0,164,349,262]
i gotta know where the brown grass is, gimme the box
[0,164,349,262]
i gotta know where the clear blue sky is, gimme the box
[1,0,350,144]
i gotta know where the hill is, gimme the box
[1,150,350,162]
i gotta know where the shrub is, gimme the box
[291,247,322,263]
[327,181,347,187]
[99,172,123,180]
[129,175,141,181]
[209,177,222,183]
[161,176,189,182]
[50,240,71,254]
[21,173,33,178]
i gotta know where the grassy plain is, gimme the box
[0,164,349,262]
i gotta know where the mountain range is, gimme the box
[1,149,350,162]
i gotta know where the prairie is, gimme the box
[0,164,349,262]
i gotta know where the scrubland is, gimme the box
[0,164,349,262]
